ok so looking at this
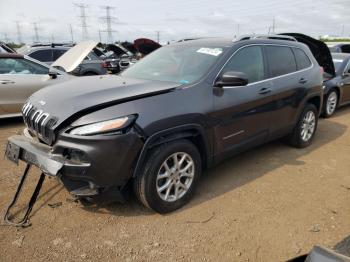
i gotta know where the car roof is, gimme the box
[171,37,304,48]
[331,52,350,59]
[0,53,24,59]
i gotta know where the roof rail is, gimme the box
[238,34,297,42]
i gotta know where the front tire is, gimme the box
[323,90,338,118]
[288,103,318,148]
[134,139,201,213]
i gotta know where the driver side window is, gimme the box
[222,46,265,84]
[0,58,49,75]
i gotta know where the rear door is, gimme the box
[265,45,312,137]
[213,45,274,155]
[0,57,54,115]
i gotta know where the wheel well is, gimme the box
[147,129,209,169]
[83,71,98,76]
[307,96,321,112]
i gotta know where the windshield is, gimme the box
[121,45,226,84]
[333,58,343,73]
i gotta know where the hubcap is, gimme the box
[326,92,337,116]
[156,152,194,202]
[300,111,316,142]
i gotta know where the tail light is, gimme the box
[101,62,108,68]
[320,66,324,74]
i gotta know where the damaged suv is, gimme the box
[5,34,332,214]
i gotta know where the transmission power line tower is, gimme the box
[69,24,74,43]
[75,3,89,40]
[100,5,117,44]
[155,31,161,43]
[33,22,40,43]
[16,21,23,44]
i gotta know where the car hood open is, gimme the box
[279,33,335,76]
[52,40,98,73]
[28,75,179,127]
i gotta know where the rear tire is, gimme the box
[323,89,338,118]
[134,139,201,213]
[288,103,318,148]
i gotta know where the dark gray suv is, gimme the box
[5,34,331,217]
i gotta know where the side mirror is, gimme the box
[48,69,58,79]
[215,71,249,87]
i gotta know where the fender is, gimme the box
[132,124,212,177]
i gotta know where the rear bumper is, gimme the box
[5,129,143,202]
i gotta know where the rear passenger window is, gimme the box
[293,48,311,70]
[266,46,297,77]
[222,46,265,83]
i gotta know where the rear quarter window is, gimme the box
[29,49,53,62]
[293,48,312,70]
[266,46,297,77]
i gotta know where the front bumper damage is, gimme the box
[3,129,143,226]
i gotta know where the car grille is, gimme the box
[22,102,57,145]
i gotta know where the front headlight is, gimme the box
[69,115,136,136]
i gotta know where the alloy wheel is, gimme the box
[156,152,195,202]
[300,111,316,142]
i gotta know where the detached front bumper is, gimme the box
[5,129,143,202]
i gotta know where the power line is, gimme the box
[100,5,117,43]
[75,3,89,40]
[16,21,23,44]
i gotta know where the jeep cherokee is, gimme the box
[5,34,330,213]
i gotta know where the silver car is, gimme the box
[0,41,98,118]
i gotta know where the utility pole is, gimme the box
[33,22,40,43]
[15,21,22,44]
[98,29,102,43]
[75,3,89,40]
[155,31,161,43]
[272,18,276,34]
[69,24,74,43]
[237,24,240,38]
[341,24,345,37]
[3,33,10,43]
[100,5,117,44]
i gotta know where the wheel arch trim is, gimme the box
[132,124,211,178]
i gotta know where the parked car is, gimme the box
[5,34,330,214]
[19,42,108,76]
[322,53,350,117]
[0,53,73,118]
[329,43,350,54]
[0,41,100,118]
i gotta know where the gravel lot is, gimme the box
[1,108,350,261]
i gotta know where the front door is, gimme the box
[213,45,274,155]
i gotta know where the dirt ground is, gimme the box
[1,108,350,262]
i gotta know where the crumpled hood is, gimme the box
[28,75,179,127]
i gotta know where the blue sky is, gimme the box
[0,0,349,43]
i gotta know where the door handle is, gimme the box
[299,78,308,84]
[258,87,272,95]
[0,80,15,84]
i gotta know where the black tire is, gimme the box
[288,103,318,148]
[134,139,201,213]
[323,89,338,118]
